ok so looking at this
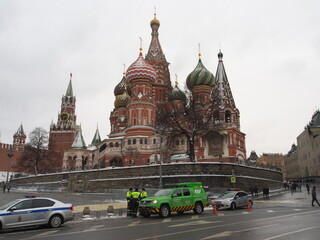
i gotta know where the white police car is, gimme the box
[212,190,253,210]
[0,196,74,230]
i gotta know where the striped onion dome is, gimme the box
[186,59,214,90]
[126,52,156,83]
[169,84,186,101]
[114,89,130,108]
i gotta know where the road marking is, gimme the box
[162,218,172,222]
[128,221,141,227]
[169,220,222,228]
[217,213,224,216]
[267,210,274,212]
[24,230,60,239]
[263,225,320,240]
[191,215,199,219]
[294,209,301,211]
[83,225,105,232]
[255,200,295,203]
[242,211,249,214]
[200,224,276,240]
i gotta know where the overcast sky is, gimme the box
[1,0,319,156]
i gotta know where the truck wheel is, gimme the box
[159,204,171,218]
[230,202,236,210]
[193,202,203,214]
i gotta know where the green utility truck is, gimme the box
[139,182,208,218]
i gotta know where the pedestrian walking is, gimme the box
[2,181,6,194]
[311,186,320,207]
[254,185,259,197]
[131,188,141,218]
[140,188,147,199]
[7,183,10,193]
[126,187,133,217]
[306,183,310,194]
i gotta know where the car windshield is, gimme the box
[218,192,237,199]
[154,189,173,197]
[0,199,21,211]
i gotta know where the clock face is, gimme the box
[60,112,69,122]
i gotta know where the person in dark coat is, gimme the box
[311,186,320,207]
[306,183,310,194]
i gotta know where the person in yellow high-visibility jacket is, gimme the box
[126,188,133,217]
[140,188,147,199]
[131,188,141,217]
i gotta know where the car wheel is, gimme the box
[159,204,171,218]
[49,215,63,228]
[177,211,184,215]
[193,202,203,214]
[230,202,236,210]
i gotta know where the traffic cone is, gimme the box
[247,200,252,212]
[212,202,218,214]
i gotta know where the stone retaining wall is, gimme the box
[11,162,283,192]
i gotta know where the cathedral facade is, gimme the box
[61,14,246,171]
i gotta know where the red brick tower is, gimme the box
[145,13,172,108]
[13,123,26,152]
[49,73,78,169]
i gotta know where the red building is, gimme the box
[49,74,78,170]
[62,14,246,171]
[0,124,26,180]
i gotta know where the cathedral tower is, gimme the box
[145,13,172,108]
[49,73,78,169]
[13,123,26,152]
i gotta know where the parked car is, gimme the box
[0,196,74,230]
[139,182,209,218]
[211,190,253,210]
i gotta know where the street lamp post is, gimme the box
[159,136,163,189]
[6,148,14,184]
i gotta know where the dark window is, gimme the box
[153,139,156,144]
[140,139,143,144]
[115,142,119,147]
[172,189,182,197]
[176,140,180,146]
[110,142,114,148]
[133,139,136,144]
[32,199,55,208]
[128,139,131,145]
[12,200,33,210]
[183,189,191,196]
[181,140,185,145]
[144,139,147,144]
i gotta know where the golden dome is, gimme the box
[150,13,160,26]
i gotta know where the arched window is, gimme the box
[181,140,185,145]
[176,140,180,146]
[133,139,136,144]
[140,139,143,144]
[144,139,148,144]
[128,139,131,145]
[115,142,119,147]
[225,110,231,123]
[153,139,156,144]
[110,142,114,148]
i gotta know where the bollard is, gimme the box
[107,205,115,217]
[247,200,252,212]
[83,207,90,217]
[212,202,218,214]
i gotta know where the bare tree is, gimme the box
[16,127,58,174]
[157,88,222,162]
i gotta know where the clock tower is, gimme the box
[49,73,78,170]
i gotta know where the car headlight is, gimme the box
[151,200,157,204]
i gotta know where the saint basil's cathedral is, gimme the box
[0,13,246,174]
[56,13,246,171]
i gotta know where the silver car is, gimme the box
[212,190,253,210]
[0,196,74,230]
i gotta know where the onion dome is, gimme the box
[126,50,156,83]
[114,89,130,108]
[150,13,160,26]
[169,76,186,101]
[186,57,214,90]
[114,73,131,96]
